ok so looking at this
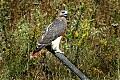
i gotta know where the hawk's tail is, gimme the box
[33,47,42,54]
[30,45,44,58]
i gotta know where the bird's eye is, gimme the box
[62,11,65,13]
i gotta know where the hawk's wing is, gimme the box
[37,19,66,46]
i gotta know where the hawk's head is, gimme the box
[58,10,68,18]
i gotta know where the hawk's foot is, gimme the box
[54,50,64,54]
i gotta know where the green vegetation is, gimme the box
[0,0,120,80]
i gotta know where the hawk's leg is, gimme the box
[52,36,64,53]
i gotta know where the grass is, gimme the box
[0,0,120,80]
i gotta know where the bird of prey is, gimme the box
[30,10,68,58]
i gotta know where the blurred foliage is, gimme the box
[0,0,120,80]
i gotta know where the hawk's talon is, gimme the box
[54,50,64,54]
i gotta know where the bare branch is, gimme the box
[45,46,90,80]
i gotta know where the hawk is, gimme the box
[30,10,68,58]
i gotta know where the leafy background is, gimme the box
[0,0,120,80]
